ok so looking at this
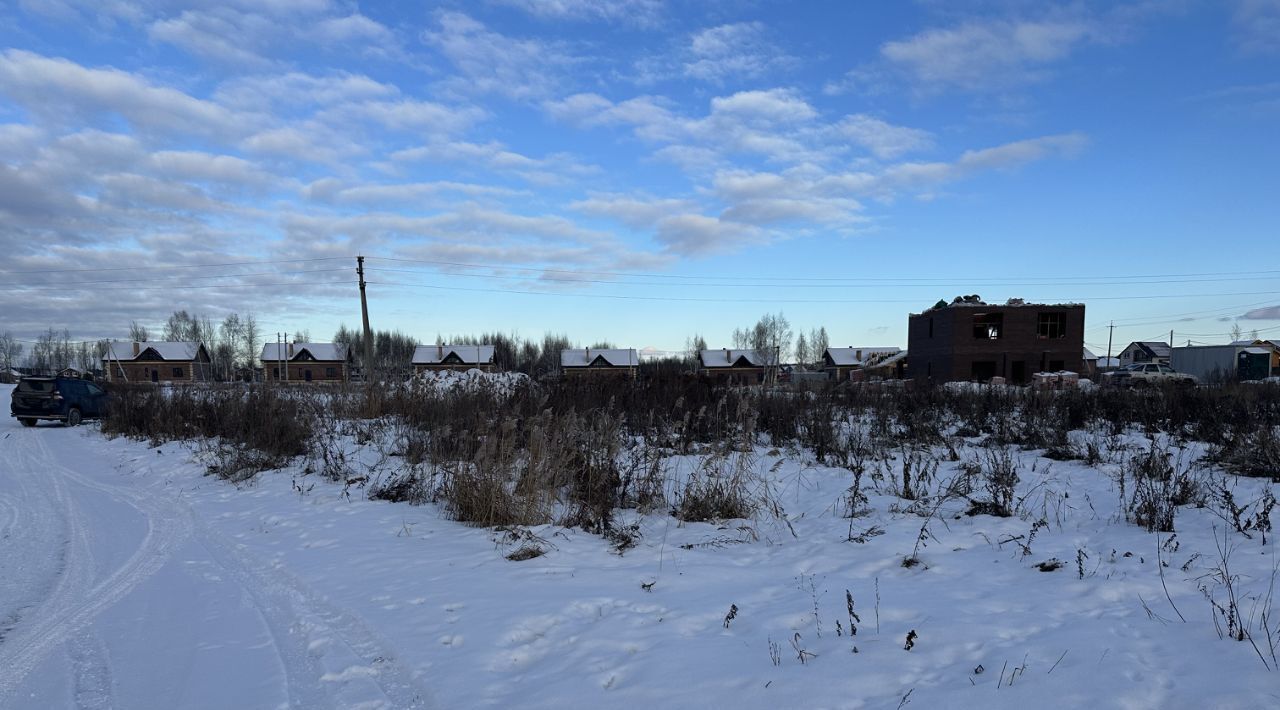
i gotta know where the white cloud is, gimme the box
[423,12,577,100]
[877,17,1096,91]
[654,214,764,256]
[836,115,933,159]
[303,178,520,206]
[546,89,824,163]
[239,125,362,164]
[148,9,279,67]
[0,50,239,139]
[391,140,596,185]
[882,132,1088,186]
[148,151,276,187]
[684,22,798,83]
[1233,0,1280,53]
[1241,305,1280,320]
[570,194,701,229]
[311,13,395,44]
[322,99,485,136]
[143,3,398,67]
[708,89,816,123]
[494,0,664,27]
[213,72,400,112]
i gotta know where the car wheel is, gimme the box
[19,418,37,427]
[66,408,82,427]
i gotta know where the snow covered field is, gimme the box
[1,381,1278,709]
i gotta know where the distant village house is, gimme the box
[823,347,903,381]
[102,342,213,384]
[697,349,769,382]
[1118,341,1171,367]
[560,348,638,378]
[412,344,496,373]
[260,343,352,383]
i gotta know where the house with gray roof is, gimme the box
[560,348,638,378]
[413,344,496,373]
[260,342,352,383]
[102,341,213,383]
[1118,341,1171,368]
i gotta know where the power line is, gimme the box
[364,265,1280,290]
[0,256,353,275]
[0,280,355,293]
[366,255,1280,285]
[3,267,351,287]
[368,279,1280,306]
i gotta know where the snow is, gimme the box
[411,345,495,366]
[103,342,204,362]
[560,349,638,368]
[260,342,350,362]
[824,347,901,367]
[698,349,768,368]
[410,369,530,396]
[1,382,1277,709]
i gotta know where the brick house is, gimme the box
[697,349,768,382]
[260,343,352,383]
[560,348,638,378]
[823,347,902,381]
[102,342,213,383]
[907,298,1085,384]
[412,344,496,373]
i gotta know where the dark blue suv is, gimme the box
[10,376,110,427]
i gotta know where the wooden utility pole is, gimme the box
[357,256,374,382]
[1105,322,1114,372]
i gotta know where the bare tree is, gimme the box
[1229,323,1243,342]
[30,328,73,373]
[128,321,149,342]
[0,332,23,375]
[795,332,810,369]
[242,314,260,373]
[809,327,829,368]
[685,333,708,363]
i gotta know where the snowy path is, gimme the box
[0,420,434,710]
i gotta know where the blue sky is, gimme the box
[1,0,1278,356]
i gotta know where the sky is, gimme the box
[1,0,1279,357]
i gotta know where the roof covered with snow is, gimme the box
[824,347,901,367]
[698,349,769,368]
[560,348,638,368]
[103,342,206,362]
[260,343,350,362]
[1124,341,1172,358]
[412,344,495,365]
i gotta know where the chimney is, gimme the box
[132,341,140,357]
[438,344,443,360]
[287,342,295,357]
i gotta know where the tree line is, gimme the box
[1,310,837,379]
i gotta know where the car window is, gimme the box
[1144,365,1158,372]
[1158,365,1174,373]
[63,381,88,396]
[17,379,55,393]
[86,383,105,396]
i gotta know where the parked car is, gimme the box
[10,376,111,426]
[1102,363,1199,387]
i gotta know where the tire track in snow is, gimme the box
[2,427,435,709]
[192,517,436,710]
[0,431,184,702]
